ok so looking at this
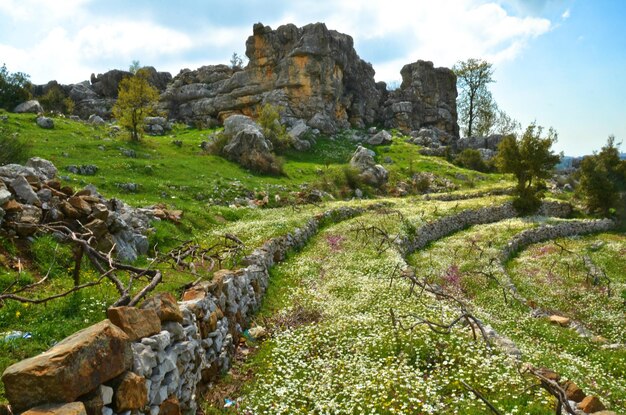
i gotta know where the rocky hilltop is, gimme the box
[31,22,458,137]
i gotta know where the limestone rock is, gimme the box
[0,188,12,206]
[562,380,585,402]
[577,396,605,413]
[88,114,105,126]
[1,320,132,412]
[22,402,87,415]
[162,22,381,131]
[36,116,54,129]
[14,100,43,113]
[159,397,181,415]
[383,60,458,137]
[549,315,571,327]
[11,175,40,206]
[350,146,388,188]
[26,158,58,180]
[107,307,162,341]
[111,372,148,411]
[223,125,273,165]
[367,130,392,145]
[141,293,183,323]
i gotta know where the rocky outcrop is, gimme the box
[161,22,382,132]
[382,60,458,137]
[32,67,171,119]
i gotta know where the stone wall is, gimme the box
[401,200,573,255]
[1,206,366,415]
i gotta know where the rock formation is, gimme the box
[381,60,458,137]
[29,22,459,141]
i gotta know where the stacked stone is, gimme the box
[0,158,181,262]
[1,205,367,415]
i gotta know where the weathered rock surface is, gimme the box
[110,372,148,411]
[350,145,388,188]
[14,100,43,113]
[107,307,162,341]
[161,22,382,132]
[1,320,132,412]
[36,116,54,129]
[141,292,183,323]
[578,396,606,413]
[22,402,87,415]
[382,60,458,136]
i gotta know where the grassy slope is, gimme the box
[0,113,510,402]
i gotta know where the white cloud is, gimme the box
[561,8,570,20]
[0,0,554,84]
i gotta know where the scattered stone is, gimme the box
[349,146,388,188]
[577,396,605,413]
[248,326,267,340]
[36,116,54,129]
[66,165,99,176]
[159,397,180,415]
[1,320,132,412]
[107,307,162,341]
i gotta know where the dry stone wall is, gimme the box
[1,206,366,415]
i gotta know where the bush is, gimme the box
[0,64,31,111]
[257,103,291,152]
[342,166,363,190]
[239,151,284,175]
[202,132,229,155]
[0,126,31,166]
[454,149,489,172]
[39,85,74,114]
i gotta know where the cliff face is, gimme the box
[161,23,382,133]
[33,22,459,138]
[383,61,458,137]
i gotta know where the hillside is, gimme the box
[0,111,624,415]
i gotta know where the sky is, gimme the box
[0,0,624,156]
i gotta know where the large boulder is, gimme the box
[1,320,132,412]
[350,145,388,188]
[161,22,381,131]
[14,100,43,113]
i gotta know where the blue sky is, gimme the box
[0,0,624,155]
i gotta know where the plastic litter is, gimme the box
[1,331,33,342]
[224,398,235,408]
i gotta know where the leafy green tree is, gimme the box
[495,123,561,213]
[0,63,32,111]
[112,69,160,141]
[453,58,494,138]
[577,136,626,215]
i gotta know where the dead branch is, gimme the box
[520,365,577,415]
[460,380,503,415]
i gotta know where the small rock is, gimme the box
[577,396,605,413]
[88,114,105,126]
[141,293,183,323]
[549,315,571,327]
[366,130,392,145]
[111,372,148,411]
[11,175,40,206]
[248,326,267,340]
[562,380,586,402]
[36,116,54,129]
[159,397,180,415]
[14,100,43,114]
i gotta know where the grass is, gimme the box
[8,112,614,413]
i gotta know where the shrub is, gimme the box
[0,64,31,111]
[257,103,291,152]
[454,148,489,172]
[112,69,160,141]
[240,151,284,175]
[39,85,74,114]
[202,132,229,155]
[342,166,363,190]
[0,125,31,166]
